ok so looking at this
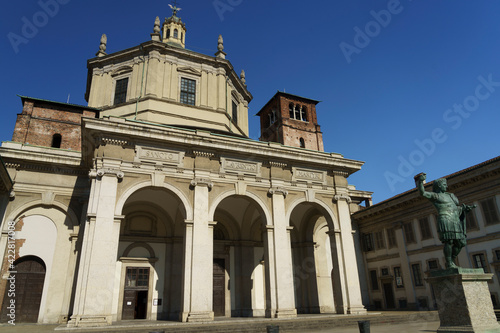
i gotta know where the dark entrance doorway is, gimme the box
[383,282,395,309]
[1,256,46,323]
[122,267,149,320]
[213,258,225,317]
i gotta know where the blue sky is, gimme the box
[1,0,499,203]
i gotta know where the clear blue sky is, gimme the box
[1,1,499,203]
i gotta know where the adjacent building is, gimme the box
[352,156,500,311]
[0,7,371,327]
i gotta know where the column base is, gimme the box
[347,306,367,315]
[427,267,500,333]
[275,308,297,318]
[66,314,111,328]
[185,311,214,322]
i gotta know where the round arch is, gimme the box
[209,190,271,225]
[122,242,156,258]
[4,200,79,231]
[115,180,192,220]
[286,197,339,231]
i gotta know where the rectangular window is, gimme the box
[495,249,500,261]
[472,253,489,273]
[232,100,238,123]
[466,209,478,230]
[114,77,129,105]
[381,268,389,276]
[403,222,416,243]
[419,217,432,240]
[428,259,439,271]
[386,227,397,248]
[374,231,385,250]
[369,270,379,290]
[180,77,196,105]
[125,267,149,288]
[394,267,404,288]
[411,263,423,287]
[362,233,374,252]
[480,198,500,225]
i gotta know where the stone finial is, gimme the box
[215,34,226,59]
[218,34,224,52]
[96,33,107,57]
[240,69,246,86]
[151,16,161,41]
[154,16,161,33]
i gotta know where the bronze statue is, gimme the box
[415,173,476,269]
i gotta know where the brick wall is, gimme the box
[258,93,324,151]
[11,98,98,151]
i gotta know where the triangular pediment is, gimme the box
[177,66,202,76]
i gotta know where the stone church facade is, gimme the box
[0,7,372,327]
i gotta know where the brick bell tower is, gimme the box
[257,91,324,151]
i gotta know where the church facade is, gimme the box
[0,7,371,327]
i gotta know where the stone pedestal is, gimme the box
[427,267,500,333]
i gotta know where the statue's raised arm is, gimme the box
[414,173,433,199]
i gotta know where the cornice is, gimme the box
[81,118,365,176]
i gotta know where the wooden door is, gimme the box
[122,267,149,320]
[213,259,225,317]
[1,257,46,323]
[122,290,137,320]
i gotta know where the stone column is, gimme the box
[180,178,214,322]
[67,167,124,327]
[333,192,366,314]
[265,187,297,318]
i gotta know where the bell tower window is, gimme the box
[299,138,305,148]
[289,103,294,118]
[51,134,62,148]
[174,29,179,39]
[301,106,308,121]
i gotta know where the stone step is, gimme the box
[55,311,440,333]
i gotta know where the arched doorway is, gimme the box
[212,195,267,317]
[1,256,46,323]
[117,186,187,321]
[290,202,337,314]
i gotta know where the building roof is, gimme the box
[18,95,101,111]
[353,155,500,217]
[256,91,321,116]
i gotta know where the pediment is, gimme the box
[177,66,202,76]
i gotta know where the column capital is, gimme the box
[190,178,213,190]
[89,168,124,179]
[333,193,351,203]
[268,187,288,197]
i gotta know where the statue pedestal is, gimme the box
[427,268,500,333]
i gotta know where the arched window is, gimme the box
[51,134,62,148]
[289,103,294,118]
[300,138,305,148]
[301,106,308,121]
[295,105,301,120]
[174,29,179,38]
[167,29,171,38]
